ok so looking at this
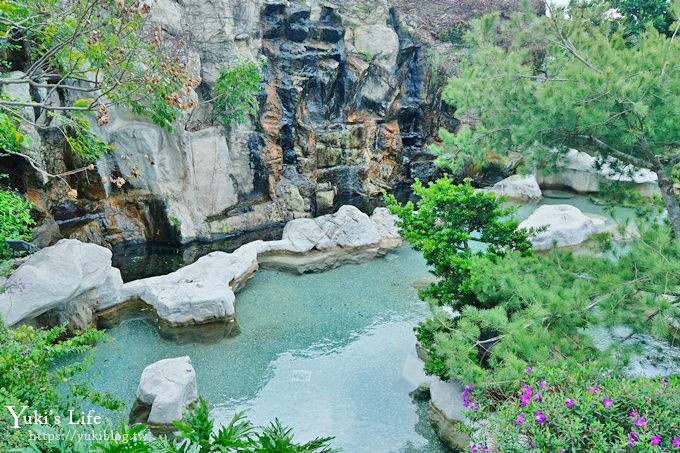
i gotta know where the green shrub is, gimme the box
[210,59,263,127]
[465,364,680,452]
[0,187,34,260]
[385,176,533,310]
[19,398,338,452]
[0,323,121,450]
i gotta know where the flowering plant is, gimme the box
[465,364,680,452]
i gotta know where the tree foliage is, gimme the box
[0,323,121,449]
[210,58,263,128]
[0,0,197,161]
[385,176,532,310]
[0,185,33,260]
[419,221,680,395]
[438,0,680,236]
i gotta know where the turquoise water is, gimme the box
[88,246,452,452]
[89,192,640,452]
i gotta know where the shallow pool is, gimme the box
[88,246,452,452]
[89,192,642,452]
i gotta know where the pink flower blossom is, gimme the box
[651,435,661,446]
[633,417,646,426]
[516,413,524,425]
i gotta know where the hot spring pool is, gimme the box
[88,246,452,452]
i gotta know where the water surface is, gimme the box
[90,247,451,452]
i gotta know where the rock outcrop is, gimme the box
[4,0,456,249]
[428,377,470,451]
[0,239,122,328]
[519,204,607,250]
[536,149,659,196]
[486,174,542,201]
[130,356,198,428]
[119,205,402,327]
[2,206,401,331]
[258,205,400,273]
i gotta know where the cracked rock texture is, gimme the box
[5,0,529,249]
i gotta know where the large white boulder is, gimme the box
[0,239,118,326]
[136,356,198,426]
[536,149,658,195]
[519,204,607,250]
[488,174,542,201]
[282,205,382,252]
[121,249,259,326]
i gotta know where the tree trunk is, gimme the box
[656,169,680,239]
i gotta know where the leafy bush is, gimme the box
[174,398,337,453]
[0,187,34,260]
[210,59,263,127]
[465,364,680,452]
[0,323,121,449]
[385,176,533,310]
[19,398,338,452]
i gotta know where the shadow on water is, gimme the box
[111,225,284,282]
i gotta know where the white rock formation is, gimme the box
[0,239,121,326]
[487,174,542,201]
[536,149,658,196]
[136,356,198,426]
[519,204,607,250]
[2,206,402,328]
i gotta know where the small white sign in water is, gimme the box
[292,369,311,382]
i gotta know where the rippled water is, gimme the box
[89,246,452,452]
[88,192,645,452]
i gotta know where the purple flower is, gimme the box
[633,417,646,426]
[663,379,669,387]
[19,346,30,355]
[481,447,489,453]
[563,398,574,408]
[603,397,613,409]
[673,437,680,447]
[628,432,640,448]
[558,450,564,453]
[471,401,480,411]
[629,432,639,447]
[534,410,546,424]
[465,383,474,391]
[526,367,532,373]
[538,381,547,388]
[629,410,639,418]
[586,384,598,394]
[534,392,542,402]
[470,445,478,453]
[516,413,525,425]
[651,435,661,446]
[529,439,536,449]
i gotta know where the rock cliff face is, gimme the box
[2,0,521,248]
